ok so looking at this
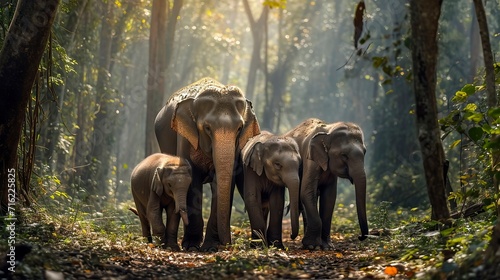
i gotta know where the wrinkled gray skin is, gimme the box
[155,78,260,251]
[284,118,368,250]
[131,153,191,251]
[242,131,302,249]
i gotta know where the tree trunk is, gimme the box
[85,1,115,196]
[145,0,183,157]
[42,0,89,174]
[242,0,269,102]
[410,0,450,222]
[0,0,60,214]
[473,0,497,109]
[469,3,480,83]
[473,0,500,264]
[262,0,321,131]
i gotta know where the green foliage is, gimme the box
[263,0,287,9]
[370,201,392,229]
[439,82,500,211]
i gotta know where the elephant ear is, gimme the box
[151,167,164,197]
[309,132,329,171]
[243,141,264,176]
[172,98,199,150]
[238,100,261,151]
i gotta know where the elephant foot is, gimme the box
[183,245,200,252]
[181,239,202,252]
[321,240,334,251]
[303,244,322,251]
[301,234,322,251]
[182,242,200,252]
[145,236,153,243]
[163,244,181,251]
[200,241,222,252]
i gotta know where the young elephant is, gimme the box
[131,153,191,250]
[242,131,302,248]
[284,118,368,250]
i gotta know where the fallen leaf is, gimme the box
[384,266,398,276]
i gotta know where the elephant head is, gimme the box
[309,123,368,240]
[243,132,302,240]
[151,158,192,226]
[171,80,260,245]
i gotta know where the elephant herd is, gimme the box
[130,77,369,252]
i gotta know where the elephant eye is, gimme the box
[204,125,211,135]
[273,162,282,170]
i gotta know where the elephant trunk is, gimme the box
[349,160,368,241]
[173,193,189,226]
[212,130,237,246]
[284,175,300,240]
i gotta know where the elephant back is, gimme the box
[166,77,226,105]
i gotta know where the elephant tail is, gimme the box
[128,207,139,216]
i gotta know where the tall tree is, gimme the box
[261,0,321,131]
[472,0,500,264]
[242,0,269,102]
[145,0,183,156]
[0,0,60,214]
[410,0,450,221]
[41,0,89,173]
[85,0,115,195]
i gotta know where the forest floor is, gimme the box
[0,206,495,279]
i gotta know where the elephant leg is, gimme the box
[267,187,285,249]
[182,171,204,251]
[149,207,166,246]
[235,164,245,201]
[300,174,322,250]
[319,179,337,250]
[137,204,152,243]
[164,203,181,251]
[201,181,229,251]
[244,171,267,248]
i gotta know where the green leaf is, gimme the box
[450,139,461,149]
[482,124,492,134]
[461,84,476,95]
[447,235,466,246]
[468,127,483,142]
[464,103,477,112]
[488,107,500,120]
[372,56,388,68]
[451,91,467,103]
[440,227,455,237]
[464,112,483,123]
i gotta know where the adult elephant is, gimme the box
[241,131,302,248]
[284,118,368,250]
[155,78,260,251]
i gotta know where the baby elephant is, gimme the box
[131,153,191,250]
[242,131,302,248]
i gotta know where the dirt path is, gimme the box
[4,226,418,280]
[0,212,433,279]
